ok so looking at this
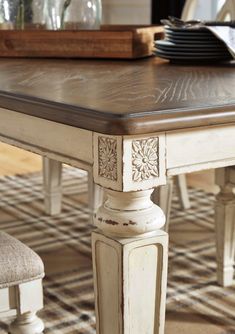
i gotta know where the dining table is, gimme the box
[0,56,234,333]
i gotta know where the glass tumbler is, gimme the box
[46,0,102,30]
[0,0,47,29]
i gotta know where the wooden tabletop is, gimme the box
[0,57,234,135]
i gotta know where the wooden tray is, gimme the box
[0,25,163,59]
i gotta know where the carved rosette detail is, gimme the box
[132,137,159,182]
[98,136,118,181]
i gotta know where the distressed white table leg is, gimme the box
[152,176,174,232]
[175,174,191,210]
[93,188,168,334]
[43,157,62,215]
[215,167,235,287]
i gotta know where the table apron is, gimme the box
[166,123,235,175]
[0,107,93,171]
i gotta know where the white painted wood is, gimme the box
[93,188,168,333]
[152,174,190,231]
[0,287,16,313]
[167,125,235,175]
[215,167,235,287]
[42,163,104,218]
[9,312,44,334]
[92,230,168,334]
[92,185,168,334]
[122,134,166,191]
[152,176,174,232]
[93,133,167,192]
[94,189,165,237]
[0,279,44,334]
[17,280,44,314]
[217,0,235,20]
[43,157,62,216]
[88,173,104,215]
[93,133,124,191]
[175,174,191,210]
[0,107,93,164]
[0,132,92,172]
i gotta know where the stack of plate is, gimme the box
[154,26,232,62]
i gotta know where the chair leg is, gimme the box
[175,174,191,210]
[215,167,235,287]
[9,312,44,334]
[9,280,44,334]
[43,157,62,215]
[152,176,174,232]
[88,172,104,215]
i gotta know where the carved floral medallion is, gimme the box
[132,137,159,182]
[98,136,117,181]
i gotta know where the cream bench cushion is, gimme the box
[0,232,44,289]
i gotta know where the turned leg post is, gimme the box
[215,167,235,287]
[9,312,44,334]
[92,188,168,334]
[43,157,62,215]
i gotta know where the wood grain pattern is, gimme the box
[0,58,234,135]
[0,26,163,59]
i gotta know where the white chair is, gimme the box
[42,157,103,216]
[217,0,235,20]
[182,0,235,21]
[0,232,44,334]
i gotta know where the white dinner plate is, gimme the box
[154,48,230,57]
[154,51,231,61]
[155,40,227,50]
[164,31,218,41]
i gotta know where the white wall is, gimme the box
[102,0,151,24]
[192,0,226,20]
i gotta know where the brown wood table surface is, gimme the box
[0,57,234,134]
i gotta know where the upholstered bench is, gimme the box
[0,232,44,334]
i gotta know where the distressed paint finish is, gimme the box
[132,137,159,182]
[93,133,166,192]
[98,136,118,181]
[94,189,165,236]
[92,187,168,334]
[92,230,168,334]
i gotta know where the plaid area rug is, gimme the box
[0,167,235,334]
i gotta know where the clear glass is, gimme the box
[0,0,47,30]
[46,0,102,30]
